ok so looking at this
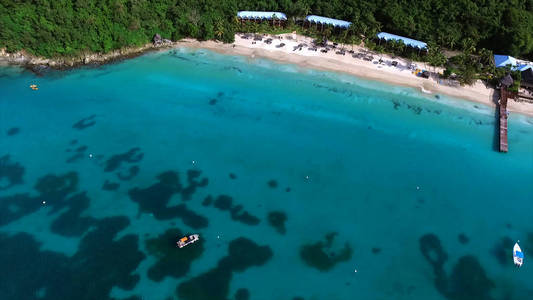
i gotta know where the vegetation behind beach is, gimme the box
[1,0,532,60]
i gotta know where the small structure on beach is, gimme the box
[237,11,287,26]
[521,68,533,88]
[377,32,427,50]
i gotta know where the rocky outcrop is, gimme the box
[0,40,179,71]
[153,33,162,45]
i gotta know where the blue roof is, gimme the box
[237,11,287,20]
[517,64,532,72]
[305,15,351,28]
[377,32,427,49]
[516,251,524,258]
[494,55,517,68]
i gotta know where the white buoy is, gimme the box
[192,160,196,164]
[89,153,93,158]
[354,268,357,273]
[305,175,309,179]
[416,186,420,190]
[42,201,46,204]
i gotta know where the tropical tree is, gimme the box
[427,42,447,70]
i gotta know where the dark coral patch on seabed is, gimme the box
[7,127,20,136]
[458,233,469,244]
[491,236,513,266]
[0,217,145,300]
[128,171,208,228]
[0,155,25,190]
[181,169,209,201]
[0,172,78,227]
[419,233,496,300]
[267,211,287,234]
[145,228,204,281]
[104,148,143,172]
[50,192,96,236]
[177,237,272,300]
[234,288,250,300]
[72,114,96,130]
[300,233,352,271]
[267,179,278,188]
[213,195,260,225]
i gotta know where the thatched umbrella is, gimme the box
[500,74,514,87]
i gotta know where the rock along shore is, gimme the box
[0,41,178,73]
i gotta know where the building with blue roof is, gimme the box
[516,64,532,72]
[493,55,533,72]
[494,55,517,68]
[237,11,287,20]
[377,32,427,50]
[305,15,351,29]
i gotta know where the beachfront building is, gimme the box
[237,11,287,27]
[377,32,428,52]
[521,68,533,88]
[303,15,351,32]
[494,55,533,71]
[494,55,517,68]
[518,68,533,102]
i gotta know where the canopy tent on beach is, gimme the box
[237,11,287,20]
[305,15,351,28]
[377,32,427,50]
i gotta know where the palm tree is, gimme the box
[214,19,224,40]
[323,27,332,41]
[462,38,476,55]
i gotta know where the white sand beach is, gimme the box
[176,33,533,117]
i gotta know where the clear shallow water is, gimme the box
[1,48,533,300]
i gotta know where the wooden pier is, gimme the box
[499,87,508,153]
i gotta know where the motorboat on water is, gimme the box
[513,241,524,267]
[177,234,199,248]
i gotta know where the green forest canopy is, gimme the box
[1,0,532,59]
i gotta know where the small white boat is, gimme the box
[177,234,199,248]
[513,241,524,267]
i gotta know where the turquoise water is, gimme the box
[1,48,533,300]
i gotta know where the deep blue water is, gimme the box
[1,48,533,300]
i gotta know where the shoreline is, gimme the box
[2,34,533,117]
[174,35,533,117]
